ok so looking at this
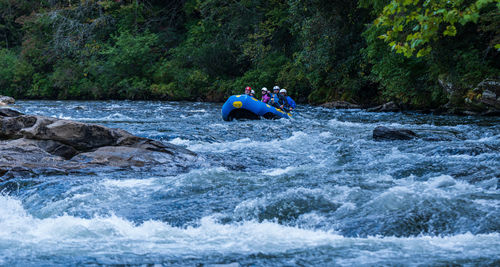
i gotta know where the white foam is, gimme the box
[265,166,298,176]
[328,119,366,128]
[101,178,155,188]
[188,109,207,113]
[468,133,500,143]
[56,113,74,120]
[367,175,488,213]
[1,198,499,265]
[169,137,191,146]
[319,132,332,138]
[104,113,133,121]
[186,132,309,153]
[0,195,499,263]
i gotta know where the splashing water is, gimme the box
[1,100,499,265]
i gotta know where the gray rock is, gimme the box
[373,126,417,141]
[367,101,400,112]
[0,108,23,117]
[0,115,38,139]
[462,110,479,116]
[481,109,500,116]
[480,89,500,109]
[0,96,15,105]
[473,79,500,110]
[0,138,82,174]
[0,108,197,179]
[73,146,193,168]
[476,79,500,96]
[321,101,360,109]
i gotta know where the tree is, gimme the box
[375,0,500,57]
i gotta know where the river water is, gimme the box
[1,100,499,266]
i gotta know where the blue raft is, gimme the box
[221,95,292,121]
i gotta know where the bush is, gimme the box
[0,49,34,98]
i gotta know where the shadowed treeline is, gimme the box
[0,0,498,109]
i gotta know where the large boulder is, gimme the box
[0,96,15,106]
[0,108,196,179]
[373,126,418,141]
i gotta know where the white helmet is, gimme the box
[280,89,287,94]
[273,85,280,91]
[251,90,255,94]
[261,87,268,92]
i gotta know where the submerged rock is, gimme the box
[373,126,417,141]
[367,101,400,112]
[0,96,15,106]
[0,108,196,179]
[321,101,360,109]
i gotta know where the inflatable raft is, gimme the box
[221,95,292,121]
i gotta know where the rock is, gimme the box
[462,111,479,116]
[476,79,500,95]
[373,126,417,141]
[439,77,465,108]
[0,138,82,173]
[0,108,23,117]
[470,79,500,113]
[481,110,500,116]
[0,96,15,106]
[321,101,360,109]
[480,89,500,109]
[73,146,193,169]
[438,78,456,95]
[0,108,197,178]
[367,101,400,112]
[0,114,38,139]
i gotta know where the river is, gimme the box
[1,100,499,266]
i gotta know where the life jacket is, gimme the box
[261,93,271,103]
[278,94,291,111]
[271,93,280,104]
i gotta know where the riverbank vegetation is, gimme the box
[0,0,498,109]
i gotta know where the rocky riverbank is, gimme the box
[321,79,500,116]
[0,108,196,180]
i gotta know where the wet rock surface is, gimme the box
[0,96,15,106]
[373,126,418,141]
[0,108,196,179]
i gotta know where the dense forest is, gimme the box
[0,0,499,110]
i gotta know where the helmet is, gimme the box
[280,89,287,94]
[261,87,267,92]
[251,90,255,94]
[245,86,251,91]
[273,85,280,91]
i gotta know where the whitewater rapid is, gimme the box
[1,100,499,265]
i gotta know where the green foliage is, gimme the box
[0,48,33,97]
[375,0,500,57]
[231,53,289,95]
[363,24,446,107]
[102,31,159,77]
[0,0,498,110]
